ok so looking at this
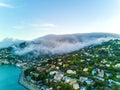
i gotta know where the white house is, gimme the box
[63,76,72,83]
[98,69,104,77]
[79,76,88,82]
[73,83,80,90]
[54,72,64,82]
[83,68,88,72]
[114,63,120,68]
[49,71,57,75]
[66,70,76,74]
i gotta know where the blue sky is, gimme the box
[0,0,120,40]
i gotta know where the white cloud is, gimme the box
[40,23,56,28]
[12,23,57,31]
[0,2,14,8]
[30,23,57,31]
[31,23,56,28]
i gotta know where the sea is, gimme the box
[0,65,26,90]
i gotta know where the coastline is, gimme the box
[18,70,40,90]
[0,64,39,90]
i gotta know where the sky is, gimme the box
[0,0,120,40]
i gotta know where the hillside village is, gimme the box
[0,39,120,90]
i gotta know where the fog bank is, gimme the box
[13,33,120,55]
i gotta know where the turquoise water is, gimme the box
[0,65,26,90]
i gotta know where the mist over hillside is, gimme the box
[0,33,120,56]
[0,38,23,49]
[13,33,120,55]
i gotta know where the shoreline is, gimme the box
[0,64,39,90]
[18,70,40,90]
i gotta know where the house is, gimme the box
[69,79,77,85]
[106,64,110,67]
[91,69,97,76]
[86,58,90,61]
[34,73,39,77]
[83,68,88,72]
[58,59,62,61]
[73,83,80,90]
[66,70,76,74]
[97,69,104,77]
[108,79,120,85]
[50,64,56,69]
[80,86,87,90]
[48,87,53,90]
[105,72,112,77]
[37,67,46,72]
[4,60,9,64]
[63,76,72,83]
[30,79,37,84]
[114,63,120,68]
[54,72,64,82]
[101,59,107,63]
[49,71,57,75]
[58,62,62,65]
[79,76,88,82]
[85,79,94,85]
[94,63,98,67]
[116,74,120,78]
[94,76,104,81]
[63,64,69,67]
[56,66,59,70]
[56,86,61,90]
[80,60,85,62]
